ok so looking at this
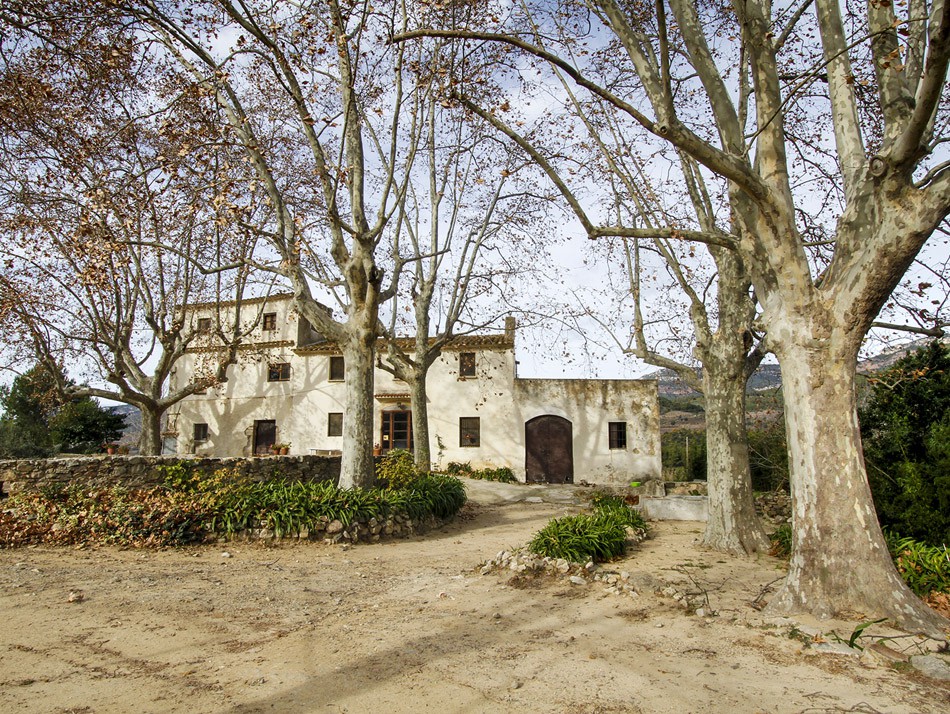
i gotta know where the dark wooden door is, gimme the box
[525,415,574,484]
[381,411,412,452]
[253,420,277,455]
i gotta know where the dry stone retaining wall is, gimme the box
[0,455,341,498]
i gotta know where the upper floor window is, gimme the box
[329,355,345,381]
[459,352,476,378]
[268,362,291,382]
[196,317,212,334]
[263,312,277,331]
[193,423,209,442]
[608,422,627,450]
[328,412,343,437]
[459,417,480,447]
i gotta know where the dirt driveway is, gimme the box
[1,479,948,713]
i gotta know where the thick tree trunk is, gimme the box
[339,329,377,489]
[766,331,947,635]
[409,373,431,472]
[701,360,769,554]
[138,408,163,456]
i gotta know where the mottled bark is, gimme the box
[701,360,769,554]
[765,316,947,636]
[409,372,431,471]
[138,407,163,456]
[338,327,377,489]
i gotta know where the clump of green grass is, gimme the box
[768,524,792,558]
[527,494,646,563]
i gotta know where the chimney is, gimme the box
[504,316,516,342]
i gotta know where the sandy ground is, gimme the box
[1,479,948,714]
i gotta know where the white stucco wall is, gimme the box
[167,297,661,485]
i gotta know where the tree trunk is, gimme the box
[766,330,947,635]
[409,372,431,472]
[138,407,163,456]
[339,330,377,489]
[701,359,769,554]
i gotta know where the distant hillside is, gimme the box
[648,338,938,401]
[111,405,141,448]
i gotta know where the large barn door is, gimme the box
[524,415,574,484]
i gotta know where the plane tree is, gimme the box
[0,6,264,454]
[400,0,950,633]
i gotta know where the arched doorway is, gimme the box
[525,415,574,484]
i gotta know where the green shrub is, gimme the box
[443,462,515,483]
[860,341,950,547]
[886,533,950,597]
[528,513,628,562]
[2,468,469,547]
[590,492,647,530]
[528,495,646,563]
[376,449,422,489]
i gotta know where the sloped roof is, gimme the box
[293,333,513,355]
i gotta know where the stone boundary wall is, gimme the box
[0,455,342,498]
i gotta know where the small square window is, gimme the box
[328,412,343,437]
[329,355,345,381]
[196,317,212,334]
[459,417,480,447]
[459,352,476,378]
[193,423,209,442]
[608,422,627,450]
[263,312,277,331]
[268,362,291,382]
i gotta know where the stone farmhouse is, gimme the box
[165,295,661,486]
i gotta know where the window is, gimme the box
[262,312,277,331]
[268,362,291,382]
[329,355,345,381]
[459,417,480,447]
[196,317,212,334]
[608,422,627,450]
[459,352,476,377]
[328,412,343,437]
[193,423,209,442]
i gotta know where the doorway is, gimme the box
[381,410,412,453]
[524,415,574,484]
[253,419,277,455]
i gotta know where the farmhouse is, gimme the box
[166,295,660,486]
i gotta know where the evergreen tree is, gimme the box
[0,365,126,457]
[860,342,950,546]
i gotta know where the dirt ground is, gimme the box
[1,480,948,713]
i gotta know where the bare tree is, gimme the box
[400,0,950,632]
[376,46,548,469]
[0,2,264,454]
[122,0,448,486]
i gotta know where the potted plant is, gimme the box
[272,442,290,455]
[103,443,117,455]
[373,443,382,457]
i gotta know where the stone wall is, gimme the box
[0,455,341,498]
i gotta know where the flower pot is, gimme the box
[280,447,289,455]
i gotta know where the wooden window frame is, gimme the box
[262,312,278,331]
[196,317,212,334]
[193,423,209,442]
[459,417,480,447]
[328,412,343,437]
[268,362,291,382]
[608,422,627,450]
[329,355,345,382]
[459,352,476,378]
